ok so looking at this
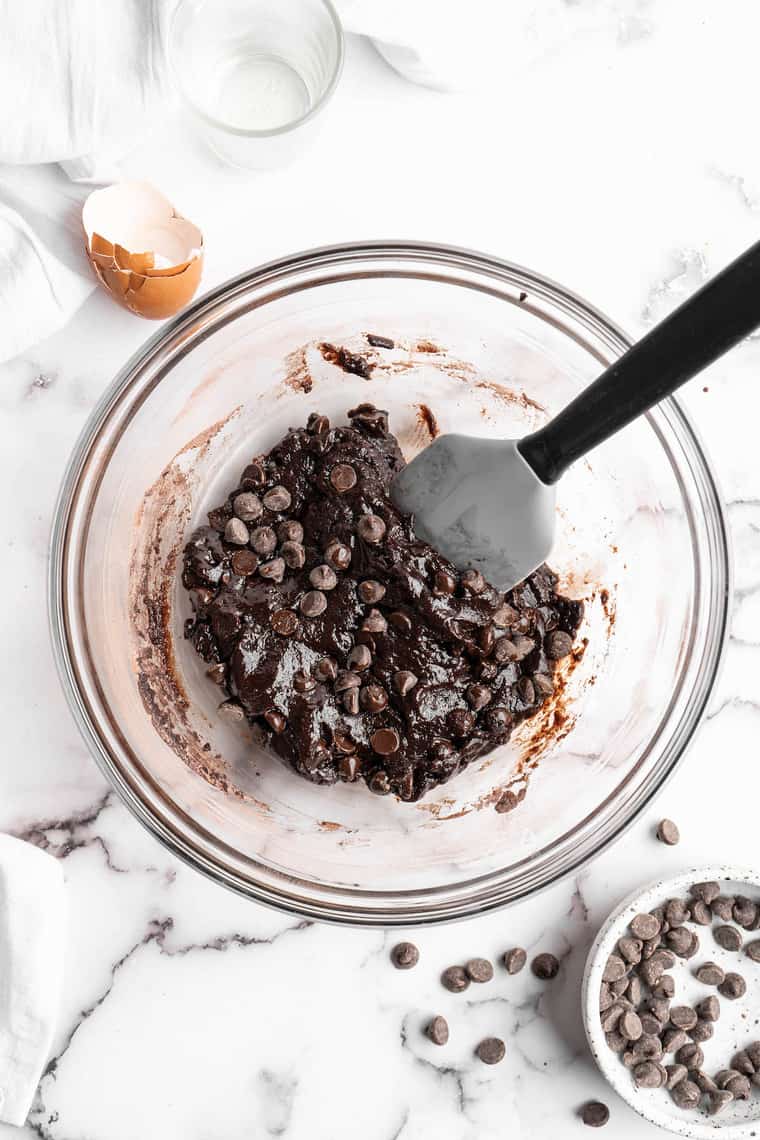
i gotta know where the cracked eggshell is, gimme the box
[82,181,203,320]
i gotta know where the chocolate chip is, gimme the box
[690,880,720,905]
[300,590,327,617]
[627,975,643,1004]
[241,461,266,486]
[638,957,665,987]
[293,670,316,694]
[746,939,760,962]
[478,625,495,654]
[748,1042,760,1069]
[263,708,286,733]
[231,549,258,576]
[652,976,675,1000]
[277,519,303,544]
[370,767,390,793]
[464,683,492,711]
[632,1034,663,1061]
[532,953,560,980]
[691,1070,717,1094]
[630,913,660,940]
[665,926,693,957]
[696,995,720,1022]
[718,971,746,999]
[711,895,735,921]
[634,1061,664,1088]
[579,1101,609,1128]
[362,609,388,634]
[426,1016,449,1046]
[605,1030,627,1053]
[334,670,361,693]
[389,611,413,635]
[307,412,330,435]
[690,1020,714,1043]
[620,1010,642,1041]
[695,962,724,986]
[656,818,680,845]
[661,1028,688,1054]
[715,1068,741,1089]
[707,1090,734,1116]
[532,673,554,698]
[309,564,338,591]
[689,899,712,925]
[392,671,418,698]
[610,977,629,997]
[545,630,573,659]
[334,730,356,757]
[390,941,419,969]
[462,568,486,595]
[639,1013,663,1037]
[493,637,519,663]
[250,525,277,555]
[504,947,527,974]
[618,937,643,965]
[224,517,249,545]
[433,569,457,595]
[724,1073,751,1100]
[271,608,298,636]
[348,644,371,671]
[281,540,306,569]
[670,1006,698,1031]
[441,965,469,993]
[714,925,742,952]
[358,579,386,603]
[683,931,700,958]
[676,1042,704,1070]
[324,539,352,571]
[231,492,261,523]
[360,684,388,713]
[734,1049,756,1075]
[516,677,535,705]
[371,728,400,756]
[476,1037,505,1065]
[734,897,758,929]
[447,708,475,738]
[665,1064,688,1090]
[357,514,386,543]
[493,603,519,628]
[259,556,285,582]
[602,954,626,984]
[342,688,360,716]
[670,1078,700,1108]
[367,333,395,349]
[330,464,358,493]
[263,485,291,512]
[664,898,689,926]
[465,958,494,983]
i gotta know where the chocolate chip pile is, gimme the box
[601,879,760,1116]
[182,406,583,801]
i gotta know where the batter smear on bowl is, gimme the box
[181,405,583,802]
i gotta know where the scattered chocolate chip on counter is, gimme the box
[441,965,470,993]
[656,819,680,846]
[391,941,419,970]
[532,952,560,980]
[465,957,494,984]
[714,924,743,952]
[426,1015,449,1046]
[694,961,724,986]
[476,1037,506,1065]
[580,1101,609,1128]
[503,947,527,975]
[182,405,584,802]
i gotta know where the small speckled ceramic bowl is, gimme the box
[583,867,760,1138]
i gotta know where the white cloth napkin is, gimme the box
[0,834,66,1127]
[0,0,518,365]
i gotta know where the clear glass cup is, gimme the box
[168,0,344,168]
[49,242,731,926]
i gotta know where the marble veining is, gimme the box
[2,4,760,1137]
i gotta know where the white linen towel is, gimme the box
[0,834,66,1127]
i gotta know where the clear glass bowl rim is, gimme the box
[48,240,732,926]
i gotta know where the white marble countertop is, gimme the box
[2,5,760,1137]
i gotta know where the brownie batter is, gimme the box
[182,405,583,802]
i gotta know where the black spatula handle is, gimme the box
[519,239,760,485]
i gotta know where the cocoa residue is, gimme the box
[416,402,439,440]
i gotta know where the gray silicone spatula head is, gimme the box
[392,239,760,590]
[391,434,556,591]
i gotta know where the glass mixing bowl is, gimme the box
[49,242,730,925]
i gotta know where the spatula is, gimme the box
[391,239,760,590]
